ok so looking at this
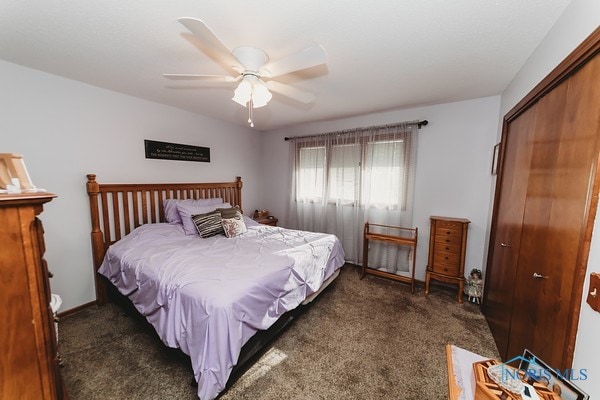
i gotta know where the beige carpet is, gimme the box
[59,265,498,399]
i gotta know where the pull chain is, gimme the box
[248,99,254,128]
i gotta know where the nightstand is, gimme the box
[254,217,278,226]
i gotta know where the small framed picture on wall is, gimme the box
[491,143,500,175]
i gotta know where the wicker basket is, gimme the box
[254,210,269,218]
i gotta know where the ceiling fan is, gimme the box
[164,18,328,127]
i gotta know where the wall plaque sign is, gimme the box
[144,140,210,162]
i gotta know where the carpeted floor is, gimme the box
[59,265,499,399]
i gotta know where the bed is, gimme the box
[86,175,345,400]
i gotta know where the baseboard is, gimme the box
[57,300,96,318]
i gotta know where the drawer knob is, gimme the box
[500,242,512,248]
[445,247,450,250]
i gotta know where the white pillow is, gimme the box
[164,198,223,224]
[177,202,231,235]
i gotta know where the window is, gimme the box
[362,139,407,208]
[296,146,325,201]
[328,143,360,204]
[296,137,410,209]
[290,122,418,268]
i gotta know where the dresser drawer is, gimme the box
[432,238,462,253]
[434,235,463,247]
[435,226,463,238]
[431,262,459,276]
[436,219,464,229]
[433,250,460,265]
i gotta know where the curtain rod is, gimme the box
[283,120,428,141]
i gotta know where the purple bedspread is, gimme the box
[98,222,345,400]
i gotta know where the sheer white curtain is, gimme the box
[288,121,418,277]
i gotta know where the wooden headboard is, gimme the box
[86,174,243,304]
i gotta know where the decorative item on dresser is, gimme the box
[361,222,418,293]
[425,216,470,303]
[0,192,68,399]
[253,209,278,226]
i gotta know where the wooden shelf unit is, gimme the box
[361,222,418,293]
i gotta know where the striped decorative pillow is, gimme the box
[192,210,224,238]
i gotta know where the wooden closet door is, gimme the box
[483,108,536,359]
[507,55,600,368]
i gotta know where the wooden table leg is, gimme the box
[361,237,368,279]
[425,271,431,296]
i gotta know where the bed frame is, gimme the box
[86,174,243,304]
[85,174,335,393]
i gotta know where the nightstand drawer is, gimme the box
[255,217,278,226]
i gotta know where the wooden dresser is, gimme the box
[425,216,470,303]
[0,193,67,399]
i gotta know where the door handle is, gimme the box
[533,272,549,279]
[500,243,512,248]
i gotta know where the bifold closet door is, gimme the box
[507,55,600,368]
[483,107,536,359]
[485,53,600,368]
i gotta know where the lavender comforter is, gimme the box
[98,222,345,400]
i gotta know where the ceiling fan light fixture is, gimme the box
[232,79,252,106]
[232,76,272,109]
[251,82,272,108]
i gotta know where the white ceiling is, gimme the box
[0,0,572,131]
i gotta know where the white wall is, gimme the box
[501,0,600,115]
[499,0,600,396]
[0,60,262,312]
[260,96,501,282]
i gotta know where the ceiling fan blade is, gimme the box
[265,81,316,103]
[163,74,239,82]
[260,43,327,78]
[178,17,242,71]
